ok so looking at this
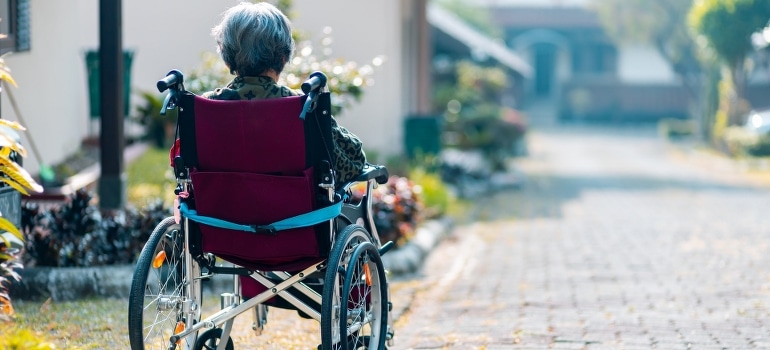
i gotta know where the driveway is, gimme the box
[393,123,770,349]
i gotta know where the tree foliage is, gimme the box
[689,0,770,126]
[689,0,770,68]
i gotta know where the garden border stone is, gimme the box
[380,218,452,275]
[11,219,452,302]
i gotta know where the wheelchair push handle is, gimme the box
[301,71,327,94]
[157,70,184,115]
[157,69,184,93]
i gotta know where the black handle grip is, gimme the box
[301,71,327,94]
[157,70,184,92]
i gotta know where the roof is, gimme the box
[427,3,533,78]
[488,6,600,28]
[471,0,588,7]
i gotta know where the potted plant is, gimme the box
[134,90,178,149]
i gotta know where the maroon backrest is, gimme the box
[177,94,333,271]
[192,96,307,174]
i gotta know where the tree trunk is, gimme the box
[728,59,750,126]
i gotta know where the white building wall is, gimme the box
[4,0,240,175]
[3,0,89,176]
[291,1,405,162]
[617,44,678,85]
[4,0,405,176]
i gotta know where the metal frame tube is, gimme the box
[271,271,323,305]
[170,261,325,342]
[364,179,382,246]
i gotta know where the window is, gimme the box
[571,44,617,75]
[0,0,30,54]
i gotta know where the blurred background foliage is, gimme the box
[434,59,526,171]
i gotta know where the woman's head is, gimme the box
[212,2,294,77]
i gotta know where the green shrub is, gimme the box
[126,146,176,208]
[133,91,178,149]
[408,167,452,219]
[659,118,696,139]
[748,133,770,157]
[21,189,169,268]
[721,126,760,157]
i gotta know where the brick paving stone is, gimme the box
[552,342,589,349]
[392,125,770,350]
[585,344,623,350]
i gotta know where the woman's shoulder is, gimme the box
[202,76,303,100]
[201,88,242,100]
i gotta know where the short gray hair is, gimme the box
[212,2,295,76]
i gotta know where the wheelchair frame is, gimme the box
[127,70,394,350]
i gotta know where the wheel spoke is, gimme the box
[324,225,392,349]
[129,217,201,350]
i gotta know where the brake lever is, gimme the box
[160,90,177,116]
[299,91,317,120]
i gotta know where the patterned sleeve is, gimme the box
[329,117,367,184]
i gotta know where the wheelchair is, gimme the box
[127,70,394,350]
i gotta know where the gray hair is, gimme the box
[212,2,295,77]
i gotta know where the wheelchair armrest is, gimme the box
[352,164,389,184]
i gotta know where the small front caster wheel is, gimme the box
[194,328,234,350]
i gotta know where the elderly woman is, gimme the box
[205,2,366,185]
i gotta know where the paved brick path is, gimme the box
[392,125,770,350]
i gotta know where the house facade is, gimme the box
[428,2,531,106]
[481,0,691,122]
[476,0,770,123]
[0,0,430,176]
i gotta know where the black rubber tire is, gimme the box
[193,328,234,350]
[320,225,380,350]
[339,242,388,350]
[128,217,202,350]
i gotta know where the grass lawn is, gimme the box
[8,279,420,349]
[11,297,130,349]
[126,145,176,208]
[9,293,323,349]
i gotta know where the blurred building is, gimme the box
[477,0,770,122]
[428,2,532,108]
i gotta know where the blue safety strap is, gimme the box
[179,198,344,234]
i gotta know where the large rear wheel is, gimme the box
[321,225,388,349]
[339,241,387,349]
[128,217,202,350]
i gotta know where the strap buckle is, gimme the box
[251,225,277,235]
